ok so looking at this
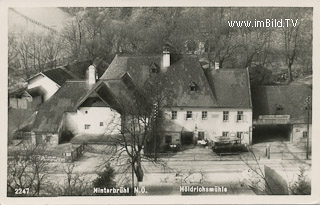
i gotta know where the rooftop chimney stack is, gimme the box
[88,65,97,85]
[162,46,170,72]
[215,62,220,70]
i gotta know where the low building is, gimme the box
[251,85,312,144]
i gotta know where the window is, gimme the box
[303,131,308,138]
[276,104,284,111]
[186,111,192,119]
[171,111,177,120]
[237,132,243,139]
[150,62,159,73]
[85,111,88,114]
[84,124,90,130]
[223,111,229,121]
[198,131,205,140]
[100,122,104,126]
[165,135,172,144]
[237,111,244,121]
[189,81,197,91]
[202,111,207,120]
[222,132,229,137]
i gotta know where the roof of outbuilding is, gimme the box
[251,85,312,123]
[32,81,91,132]
[41,67,77,86]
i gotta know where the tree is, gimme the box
[289,166,311,195]
[92,163,116,188]
[7,142,49,196]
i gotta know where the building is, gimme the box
[17,49,253,147]
[251,85,312,144]
[100,51,253,148]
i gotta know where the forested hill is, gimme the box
[8,7,312,91]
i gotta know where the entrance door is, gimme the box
[182,132,193,145]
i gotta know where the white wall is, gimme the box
[292,124,312,143]
[76,107,121,135]
[28,74,60,101]
[163,107,252,144]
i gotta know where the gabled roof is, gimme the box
[251,85,312,123]
[208,68,252,108]
[32,81,91,132]
[42,68,77,86]
[100,54,217,107]
[27,67,78,86]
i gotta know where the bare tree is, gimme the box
[7,142,49,196]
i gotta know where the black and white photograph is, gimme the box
[1,1,319,204]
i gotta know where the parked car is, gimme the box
[166,143,181,152]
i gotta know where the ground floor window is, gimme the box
[303,131,308,138]
[165,135,172,144]
[237,132,243,139]
[186,111,192,119]
[85,124,90,130]
[222,132,229,137]
[198,131,205,140]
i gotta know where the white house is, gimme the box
[26,67,77,101]
[100,50,253,148]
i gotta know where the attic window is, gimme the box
[189,81,198,91]
[276,104,284,111]
[150,62,159,73]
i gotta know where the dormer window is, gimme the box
[150,62,159,73]
[189,81,198,91]
[276,104,284,111]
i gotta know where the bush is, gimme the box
[290,166,311,195]
[92,163,116,188]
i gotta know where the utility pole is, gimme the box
[305,96,311,160]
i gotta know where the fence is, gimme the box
[156,151,311,161]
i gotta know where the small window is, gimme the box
[237,111,244,121]
[189,81,197,91]
[303,131,308,138]
[202,111,207,120]
[172,111,177,120]
[222,132,229,137]
[276,104,284,111]
[85,124,90,130]
[186,111,192,119]
[198,131,205,140]
[223,111,229,121]
[165,135,172,144]
[150,62,159,73]
[85,111,88,114]
[100,122,104,126]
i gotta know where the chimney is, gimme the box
[215,62,220,70]
[162,46,170,72]
[88,65,97,85]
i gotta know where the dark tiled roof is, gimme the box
[32,81,90,132]
[209,69,252,108]
[42,67,77,86]
[63,57,111,80]
[100,54,217,107]
[252,85,312,123]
